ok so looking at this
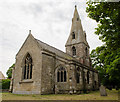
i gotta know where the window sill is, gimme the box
[19,79,33,84]
[57,82,67,83]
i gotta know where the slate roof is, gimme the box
[36,39,78,61]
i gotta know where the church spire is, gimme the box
[65,6,91,67]
[73,5,80,22]
[65,6,89,47]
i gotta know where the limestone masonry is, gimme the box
[10,6,99,94]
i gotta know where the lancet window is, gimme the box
[72,32,75,39]
[72,46,76,56]
[85,47,88,56]
[77,17,79,21]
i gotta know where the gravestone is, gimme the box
[100,85,107,96]
[118,90,120,102]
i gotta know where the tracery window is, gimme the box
[57,67,67,82]
[72,46,76,56]
[23,53,33,79]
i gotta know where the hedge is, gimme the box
[0,79,11,89]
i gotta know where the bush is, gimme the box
[0,79,11,89]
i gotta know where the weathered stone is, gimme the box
[100,85,107,96]
[10,5,99,95]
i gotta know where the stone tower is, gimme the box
[65,5,91,67]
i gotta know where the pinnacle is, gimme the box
[29,30,31,34]
[75,5,77,8]
[73,5,79,20]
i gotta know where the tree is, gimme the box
[6,64,15,78]
[90,46,112,87]
[86,1,120,88]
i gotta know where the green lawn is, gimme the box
[1,89,119,100]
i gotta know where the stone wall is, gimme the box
[12,34,42,94]
[12,34,99,95]
[94,72,99,90]
[54,57,70,94]
[41,51,55,94]
[66,43,90,67]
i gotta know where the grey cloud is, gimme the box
[0,1,102,77]
[20,3,43,17]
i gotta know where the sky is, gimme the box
[0,0,102,77]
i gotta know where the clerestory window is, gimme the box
[23,53,33,79]
[57,67,67,82]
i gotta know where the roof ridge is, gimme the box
[35,38,75,58]
[35,38,95,71]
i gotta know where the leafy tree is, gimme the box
[86,1,120,88]
[90,46,112,86]
[6,64,15,78]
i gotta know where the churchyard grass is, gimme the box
[1,89,119,100]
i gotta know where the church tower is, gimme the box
[65,6,91,67]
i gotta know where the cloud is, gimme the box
[0,1,102,76]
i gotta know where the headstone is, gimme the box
[100,85,107,96]
[118,90,120,102]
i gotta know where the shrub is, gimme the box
[0,79,11,89]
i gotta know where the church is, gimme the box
[10,6,99,94]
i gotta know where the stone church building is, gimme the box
[10,6,99,94]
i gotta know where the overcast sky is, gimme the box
[0,0,102,77]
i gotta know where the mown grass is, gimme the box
[1,89,119,100]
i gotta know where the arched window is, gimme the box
[57,67,67,82]
[23,53,32,79]
[87,71,89,84]
[72,32,75,39]
[72,46,76,56]
[85,47,88,56]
